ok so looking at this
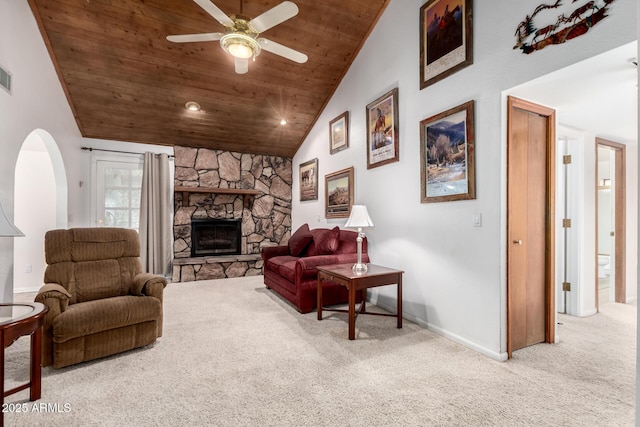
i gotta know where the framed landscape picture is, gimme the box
[420,100,475,203]
[366,88,399,169]
[325,167,354,218]
[299,158,318,201]
[329,111,349,154]
[420,0,473,89]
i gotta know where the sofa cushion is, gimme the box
[288,223,313,256]
[52,295,162,343]
[317,226,340,254]
[265,255,298,283]
[303,227,340,257]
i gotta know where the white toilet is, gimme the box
[598,254,611,279]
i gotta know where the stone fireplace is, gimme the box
[172,146,292,282]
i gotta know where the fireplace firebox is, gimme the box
[191,219,242,257]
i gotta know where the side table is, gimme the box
[0,302,48,426]
[317,264,403,340]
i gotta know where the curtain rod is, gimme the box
[81,147,174,158]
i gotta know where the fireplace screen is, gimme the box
[191,219,241,257]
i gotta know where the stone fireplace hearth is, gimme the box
[172,146,292,282]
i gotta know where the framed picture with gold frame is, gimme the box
[329,111,349,154]
[324,167,354,218]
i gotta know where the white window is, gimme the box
[92,158,143,231]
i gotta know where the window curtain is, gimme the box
[139,152,172,275]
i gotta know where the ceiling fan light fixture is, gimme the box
[166,1,307,73]
[221,33,261,59]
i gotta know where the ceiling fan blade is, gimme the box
[234,57,249,74]
[258,38,308,63]
[193,0,234,27]
[249,1,299,34]
[166,33,224,43]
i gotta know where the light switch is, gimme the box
[473,213,482,227]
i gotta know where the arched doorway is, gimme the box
[13,129,67,293]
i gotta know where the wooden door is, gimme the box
[507,97,556,357]
[595,138,626,307]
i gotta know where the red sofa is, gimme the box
[261,224,369,313]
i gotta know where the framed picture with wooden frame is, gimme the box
[329,111,349,154]
[420,100,475,203]
[324,167,354,218]
[420,0,473,89]
[299,158,318,201]
[366,88,399,169]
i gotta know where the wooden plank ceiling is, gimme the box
[28,0,390,158]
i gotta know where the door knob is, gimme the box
[513,240,523,245]
[610,231,615,237]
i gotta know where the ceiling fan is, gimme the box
[167,0,308,74]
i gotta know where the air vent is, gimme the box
[0,66,11,94]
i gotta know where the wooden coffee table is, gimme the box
[0,302,48,425]
[317,264,403,340]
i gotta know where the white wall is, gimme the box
[292,0,637,359]
[636,2,640,420]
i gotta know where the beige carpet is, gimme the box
[5,276,636,426]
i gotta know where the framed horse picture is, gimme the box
[420,0,473,89]
[299,158,318,201]
[366,87,399,169]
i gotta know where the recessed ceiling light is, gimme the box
[280,119,287,125]
[185,101,201,111]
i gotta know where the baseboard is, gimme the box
[369,295,508,362]
[14,287,40,294]
[579,308,598,317]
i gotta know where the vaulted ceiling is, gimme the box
[28,0,390,157]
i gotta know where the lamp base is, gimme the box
[352,263,368,274]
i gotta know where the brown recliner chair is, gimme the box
[35,227,167,368]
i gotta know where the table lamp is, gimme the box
[0,200,23,237]
[344,205,373,274]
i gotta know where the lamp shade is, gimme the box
[0,201,24,237]
[344,205,374,229]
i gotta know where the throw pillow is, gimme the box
[317,226,340,255]
[288,223,313,256]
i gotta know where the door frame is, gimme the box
[506,96,556,358]
[595,137,626,307]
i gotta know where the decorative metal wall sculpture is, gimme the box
[514,0,616,54]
